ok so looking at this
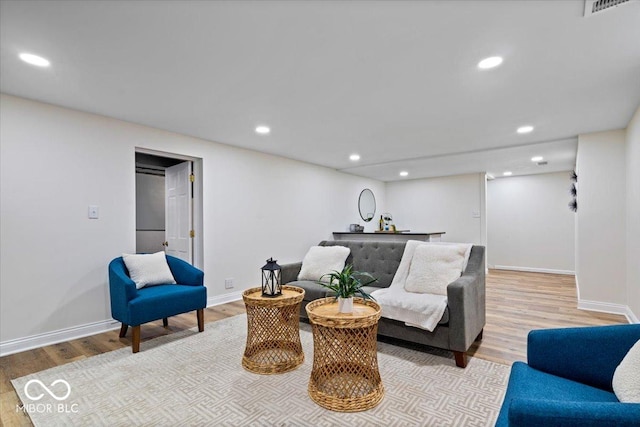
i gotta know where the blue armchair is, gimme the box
[108,255,207,353]
[496,324,640,426]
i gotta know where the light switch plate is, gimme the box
[472,210,481,218]
[88,205,99,219]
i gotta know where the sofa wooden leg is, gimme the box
[453,351,467,368]
[119,323,128,338]
[476,329,484,341]
[162,317,168,327]
[197,309,204,332]
[132,325,141,353]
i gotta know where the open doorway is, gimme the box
[135,150,203,268]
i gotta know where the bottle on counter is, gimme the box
[379,215,383,231]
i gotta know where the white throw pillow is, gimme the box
[612,339,640,403]
[298,246,350,282]
[122,251,177,289]
[404,244,466,295]
[425,242,473,273]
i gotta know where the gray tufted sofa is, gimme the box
[281,240,486,368]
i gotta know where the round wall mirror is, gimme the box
[358,189,376,222]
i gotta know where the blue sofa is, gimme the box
[108,255,207,352]
[496,324,640,426]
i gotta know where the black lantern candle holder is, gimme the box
[261,258,282,297]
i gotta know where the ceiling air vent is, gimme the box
[584,0,630,17]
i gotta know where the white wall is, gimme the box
[487,172,575,274]
[0,94,385,349]
[385,173,486,245]
[626,106,640,322]
[575,129,627,307]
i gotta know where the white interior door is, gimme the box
[165,161,192,263]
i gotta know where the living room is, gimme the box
[1,1,639,426]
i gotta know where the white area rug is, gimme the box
[12,315,509,426]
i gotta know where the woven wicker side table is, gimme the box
[242,285,305,374]
[306,297,383,412]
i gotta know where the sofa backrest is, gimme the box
[319,240,406,288]
[318,240,485,289]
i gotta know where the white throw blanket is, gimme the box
[371,240,472,332]
[371,287,447,332]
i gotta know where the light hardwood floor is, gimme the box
[0,270,628,426]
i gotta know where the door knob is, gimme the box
[162,241,169,247]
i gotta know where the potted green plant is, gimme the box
[318,264,377,313]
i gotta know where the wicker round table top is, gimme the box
[242,285,305,375]
[306,297,384,412]
[306,297,381,328]
[242,285,305,306]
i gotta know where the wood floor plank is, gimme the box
[41,342,85,366]
[471,269,627,364]
[0,271,629,426]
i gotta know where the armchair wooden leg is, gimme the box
[163,317,168,327]
[476,329,484,341]
[197,309,204,332]
[453,351,467,368]
[132,325,141,353]
[119,323,128,338]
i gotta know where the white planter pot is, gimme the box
[337,297,354,313]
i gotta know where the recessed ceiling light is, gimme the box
[349,154,360,161]
[503,171,513,176]
[19,52,50,67]
[255,126,270,135]
[399,171,409,177]
[517,125,534,134]
[477,56,503,69]
[531,156,544,162]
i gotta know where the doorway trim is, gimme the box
[135,147,204,270]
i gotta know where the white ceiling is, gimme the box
[1,0,639,182]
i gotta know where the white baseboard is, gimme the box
[0,319,121,357]
[492,265,575,275]
[624,307,639,324]
[0,292,244,357]
[577,299,638,324]
[207,291,242,307]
